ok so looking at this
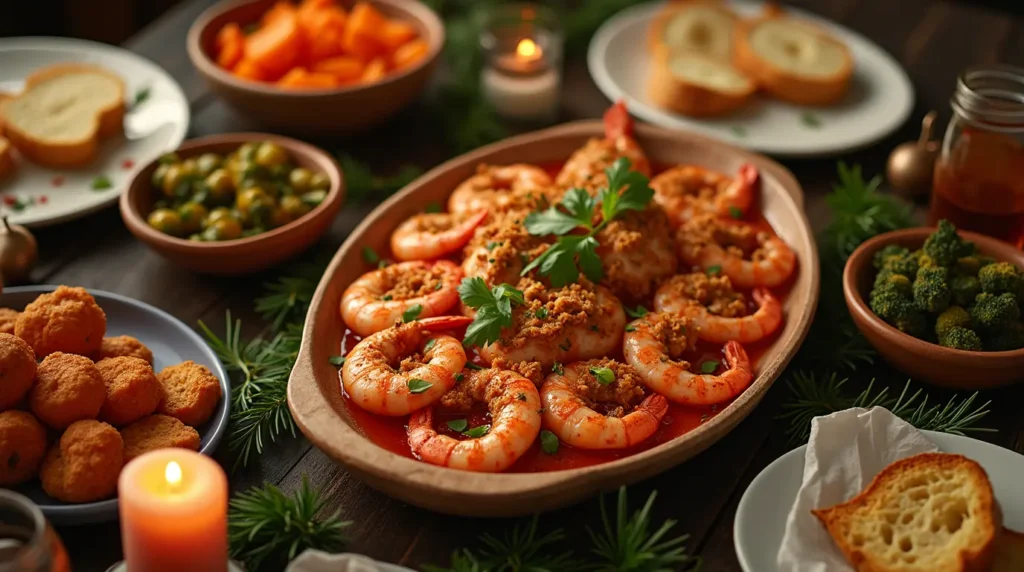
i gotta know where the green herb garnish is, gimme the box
[361,246,380,265]
[447,419,468,432]
[540,430,559,454]
[625,324,636,332]
[454,372,464,382]
[700,360,719,374]
[423,338,437,352]
[91,175,113,190]
[535,308,548,319]
[402,304,423,322]
[706,265,722,276]
[626,305,648,319]
[590,366,615,384]
[730,126,747,137]
[407,379,432,394]
[464,424,490,438]
[552,362,564,375]
[728,206,743,219]
[801,111,822,128]
[458,277,524,347]
[424,202,442,213]
[328,355,345,366]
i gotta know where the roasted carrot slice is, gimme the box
[390,39,428,70]
[312,55,365,83]
[277,67,338,89]
[301,6,347,63]
[232,58,267,82]
[245,7,302,79]
[262,1,296,25]
[378,20,417,51]
[215,22,245,70]
[360,57,387,84]
[343,2,387,60]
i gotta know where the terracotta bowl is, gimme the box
[843,227,1024,389]
[186,0,444,137]
[287,120,820,517]
[120,133,344,275]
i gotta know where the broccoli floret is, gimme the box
[978,255,998,268]
[985,321,1024,351]
[954,256,982,277]
[871,288,928,336]
[885,254,919,278]
[970,292,1020,331]
[924,220,974,266]
[873,272,913,299]
[873,245,910,270]
[950,275,981,307]
[978,262,1023,295]
[935,305,971,339]
[913,266,951,313]
[914,250,939,273]
[939,326,983,351]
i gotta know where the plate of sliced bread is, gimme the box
[0,37,189,228]
[735,432,1024,571]
[587,0,913,157]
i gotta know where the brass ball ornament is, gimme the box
[0,215,38,286]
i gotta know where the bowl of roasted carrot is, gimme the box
[187,0,443,137]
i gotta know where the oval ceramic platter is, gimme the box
[587,1,914,157]
[734,431,1024,571]
[2,286,230,525]
[0,37,189,228]
[288,121,820,517]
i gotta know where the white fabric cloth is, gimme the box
[286,551,414,572]
[776,407,939,571]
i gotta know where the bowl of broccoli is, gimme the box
[843,220,1024,389]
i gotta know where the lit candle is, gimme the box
[118,449,228,572]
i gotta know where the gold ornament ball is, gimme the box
[0,216,38,285]
[886,111,940,197]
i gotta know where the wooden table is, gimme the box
[41,1,1024,570]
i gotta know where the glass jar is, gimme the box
[0,491,69,572]
[929,65,1024,247]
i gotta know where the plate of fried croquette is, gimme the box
[0,285,229,525]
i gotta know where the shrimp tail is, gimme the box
[417,315,473,331]
[603,100,633,140]
[752,287,777,308]
[723,340,753,381]
[640,393,669,421]
[737,163,759,191]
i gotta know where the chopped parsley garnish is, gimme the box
[402,304,423,322]
[423,338,437,352]
[730,126,748,138]
[91,175,113,190]
[381,294,393,301]
[424,201,442,213]
[558,339,571,351]
[540,430,559,454]
[728,206,743,219]
[486,241,501,251]
[407,378,432,393]
[132,86,151,108]
[700,360,720,374]
[434,282,443,290]
[454,372,464,382]
[361,246,380,265]
[521,158,654,286]
[706,265,722,276]
[801,111,822,128]
[535,307,548,319]
[458,277,524,347]
[552,362,564,375]
[465,362,484,370]
[464,424,490,438]
[328,355,345,366]
[625,324,636,332]
[590,366,615,385]
[447,419,468,432]
[626,305,649,319]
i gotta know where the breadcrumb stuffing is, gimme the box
[677,214,760,260]
[491,358,543,386]
[500,277,597,349]
[464,218,550,286]
[380,264,449,300]
[571,358,646,418]
[645,312,699,357]
[596,206,677,301]
[437,369,524,417]
[660,273,748,317]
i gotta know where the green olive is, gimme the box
[178,202,209,233]
[281,194,312,219]
[204,217,243,241]
[309,172,331,191]
[300,190,327,208]
[288,168,313,193]
[196,153,223,177]
[236,187,270,213]
[161,164,185,197]
[254,141,289,168]
[151,164,169,189]
[147,208,183,235]
[205,207,235,227]
[237,143,258,162]
[180,158,199,176]
[204,169,235,204]
[269,207,292,228]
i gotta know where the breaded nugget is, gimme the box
[40,419,123,503]
[96,357,161,426]
[0,332,37,411]
[0,410,47,486]
[156,361,222,427]
[0,308,19,335]
[93,335,154,364]
[121,414,200,462]
[15,286,106,357]
[30,352,105,429]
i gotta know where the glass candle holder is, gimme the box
[479,3,564,122]
[0,491,68,572]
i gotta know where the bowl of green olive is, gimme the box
[120,133,344,275]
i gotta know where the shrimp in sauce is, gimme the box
[595,205,678,303]
[341,260,464,337]
[651,163,758,227]
[676,214,796,288]
[556,101,651,192]
[448,164,554,215]
[390,211,488,261]
[653,272,783,344]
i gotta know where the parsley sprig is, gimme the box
[521,158,653,287]
[459,277,525,347]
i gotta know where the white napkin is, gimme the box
[285,551,415,572]
[776,406,939,571]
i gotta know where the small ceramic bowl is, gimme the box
[843,227,1024,389]
[120,133,344,275]
[187,0,444,137]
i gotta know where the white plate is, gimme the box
[734,431,1024,571]
[587,1,915,157]
[0,37,189,228]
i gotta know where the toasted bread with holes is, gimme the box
[812,453,1000,572]
[733,5,852,105]
[647,48,755,117]
[0,91,13,134]
[1,64,124,168]
[647,0,739,61]
[0,138,14,178]
[992,527,1024,572]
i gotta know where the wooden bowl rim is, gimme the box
[288,119,820,497]
[843,227,1024,361]
[119,132,345,254]
[186,0,445,97]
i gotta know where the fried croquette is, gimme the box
[40,419,123,503]
[0,308,19,335]
[0,410,46,486]
[0,332,37,411]
[30,352,105,429]
[16,286,107,357]
[156,361,222,427]
[96,357,161,426]
[93,335,153,364]
[120,414,200,462]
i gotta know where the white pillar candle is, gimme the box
[481,66,560,121]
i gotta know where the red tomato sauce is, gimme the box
[336,160,794,472]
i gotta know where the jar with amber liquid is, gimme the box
[0,491,69,572]
[929,65,1024,247]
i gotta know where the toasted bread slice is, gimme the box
[1,64,125,168]
[648,48,755,117]
[0,91,12,134]
[733,7,852,105]
[812,453,999,572]
[991,528,1024,572]
[648,1,739,62]
[0,138,15,178]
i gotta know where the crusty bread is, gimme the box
[1,64,125,168]
[0,91,12,134]
[812,453,1000,572]
[647,48,755,117]
[648,1,739,62]
[733,7,852,105]
[991,528,1024,572]
[0,138,14,178]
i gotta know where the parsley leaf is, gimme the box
[328,355,345,366]
[590,366,616,384]
[447,419,468,432]
[706,265,722,276]
[540,430,559,454]
[424,202,442,213]
[626,305,649,319]
[459,277,524,347]
[91,175,113,190]
[524,187,595,236]
[600,158,654,217]
[576,236,603,283]
[728,206,743,220]
[464,424,490,438]
[700,360,720,374]
[361,246,380,265]
[408,379,432,393]
[402,304,423,322]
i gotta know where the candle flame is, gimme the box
[165,461,182,486]
[516,38,540,59]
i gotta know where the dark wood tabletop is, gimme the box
[34,0,1024,570]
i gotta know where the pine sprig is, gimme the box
[823,162,914,263]
[588,488,701,571]
[229,475,349,572]
[254,253,331,332]
[338,154,423,204]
